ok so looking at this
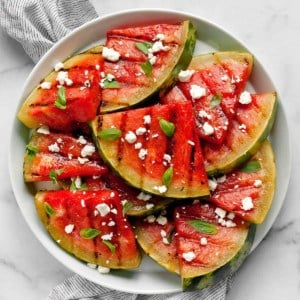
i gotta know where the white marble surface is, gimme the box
[0,0,299,299]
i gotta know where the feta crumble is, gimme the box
[125,131,137,144]
[254,179,262,187]
[200,237,208,245]
[239,91,252,104]
[182,251,196,262]
[37,125,50,135]
[138,148,148,160]
[178,69,195,82]
[102,47,120,62]
[40,81,52,89]
[156,215,168,226]
[190,84,206,99]
[97,266,110,274]
[202,122,214,135]
[137,192,152,201]
[153,185,167,194]
[54,62,64,71]
[81,144,95,157]
[241,196,254,211]
[48,142,60,152]
[65,224,74,234]
[96,203,110,217]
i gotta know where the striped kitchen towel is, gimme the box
[0,0,234,299]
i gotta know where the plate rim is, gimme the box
[8,8,292,294]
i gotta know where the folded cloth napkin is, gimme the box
[0,0,234,299]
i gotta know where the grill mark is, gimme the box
[117,111,128,165]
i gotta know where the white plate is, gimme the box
[9,9,291,294]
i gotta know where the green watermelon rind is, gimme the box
[206,92,277,176]
[182,223,256,291]
[100,20,197,113]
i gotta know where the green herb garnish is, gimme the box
[49,168,64,184]
[80,228,101,239]
[98,128,122,141]
[102,240,116,253]
[44,202,55,217]
[54,86,67,109]
[159,118,175,137]
[140,60,153,77]
[102,79,120,89]
[122,201,133,216]
[135,42,152,55]
[240,160,261,173]
[210,93,222,108]
[162,166,173,187]
[70,178,87,191]
[26,144,39,160]
[188,220,218,235]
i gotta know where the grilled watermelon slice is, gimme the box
[174,202,255,290]
[209,140,276,224]
[91,101,209,199]
[162,51,253,145]
[100,20,196,112]
[24,131,107,182]
[35,190,141,269]
[18,48,103,131]
[204,93,277,175]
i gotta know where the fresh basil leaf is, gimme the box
[80,228,101,239]
[44,202,55,217]
[135,42,152,55]
[102,240,116,253]
[49,168,64,184]
[98,128,122,141]
[240,160,261,173]
[210,93,222,108]
[159,118,175,137]
[122,201,133,216]
[162,166,173,187]
[140,60,153,77]
[26,144,39,160]
[102,79,120,89]
[188,219,218,235]
[54,86,67,109]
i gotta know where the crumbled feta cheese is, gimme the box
[96,203,111,217]
[138,148,148,160]
[217,175,226,183]
[65,224,74,234]
[40,81,52,89]
[221,75,229,81]
[78,157,89,164]
[81,199,86,208]
[136,127,147,135]
[215,207,227,219]
[150,41,170,53]
[56,71,69,85]
[198,110,211,119]
[101,232,113,240]
[190,84,206,99]
[146,203,154,210]
[148,55,157,65]
[208,179,218,192]
[182,251,196,262]
[227,212,235,220]
[54,62,64,71]
[163,154,172,163]
[145,215,156,223]
[110,192,115,198]
[156,215,168,225]
[102,47,120,62]
[78,136,87,145]
[239,91,252,104]
[239,123,247,131]
[143,115,151,124]
[110,208,118,215]
[152,133,159,138]
[187,140,195,146]
[254,179,262,187]
[97,266,110,274]
[125,131,137,144]
[95,64,100,70]
[241,196,254,211]
[134,142,142,149]
[202,122,214,135]
[137,192,152,201]
[160,229,167,237]
[155,33,165,41]
[178,69,195,82]
[200,237,208,245]
[108,221,116,227]
[48,142,60,153]
[65,78,73,86]
[225,220,237,228]
[87,263,97,269]
[153,185,167,194]
[81,144,95,157]
[37,125,50,135]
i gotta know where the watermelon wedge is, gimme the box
[162,52,253,145]
[24,131,107,182]
[204,93,277,175]
[100,20,196,112]
[174,202,255,290]
[135,202,255,290]
[209,140,276,224]
[35,190,141,269]
[91,101,209,199]
[18,48,103,131]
